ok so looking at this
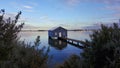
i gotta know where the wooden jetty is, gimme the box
[58,37,90,48]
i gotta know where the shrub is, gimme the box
[0,9,24,61]
[0,9,49,68]
[58,23,120,68]
[82,23,120,68]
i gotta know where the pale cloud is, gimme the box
[95,0,120,5]
[27,2,38,6]
[39,16,71,27]
[22,24,39,30]
[39,16,58,26]
[10,1,37,12]
[112,13,120,17]
[40,16,49,20]
[102,5,120,18]
[66,0,80,6]
[22,5,34,12]
[59,24,70,27]
[64,0,120,5]
[18,17,28,23]
[104,5,120,12]
[23,5,33,9]
[75,0,120,20]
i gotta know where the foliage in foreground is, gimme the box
[57,23,120,68]
[0,9,49,68]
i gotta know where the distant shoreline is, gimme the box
[21,29,95,32]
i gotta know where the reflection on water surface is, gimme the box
[19,31,91,65]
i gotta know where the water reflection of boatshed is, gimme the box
[48,39,67,50]
[48,26,67,39]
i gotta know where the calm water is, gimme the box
[19,31,91,66]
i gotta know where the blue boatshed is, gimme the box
[48,26,67,39]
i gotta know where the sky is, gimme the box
[0,0,120,30]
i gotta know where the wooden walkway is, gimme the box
[58,37,90,48]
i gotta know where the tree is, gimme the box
[0,9,24,43]
[0,9,50,68]
[82,23,120,68]
[0,9,24,60]
[58,23,120,68]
